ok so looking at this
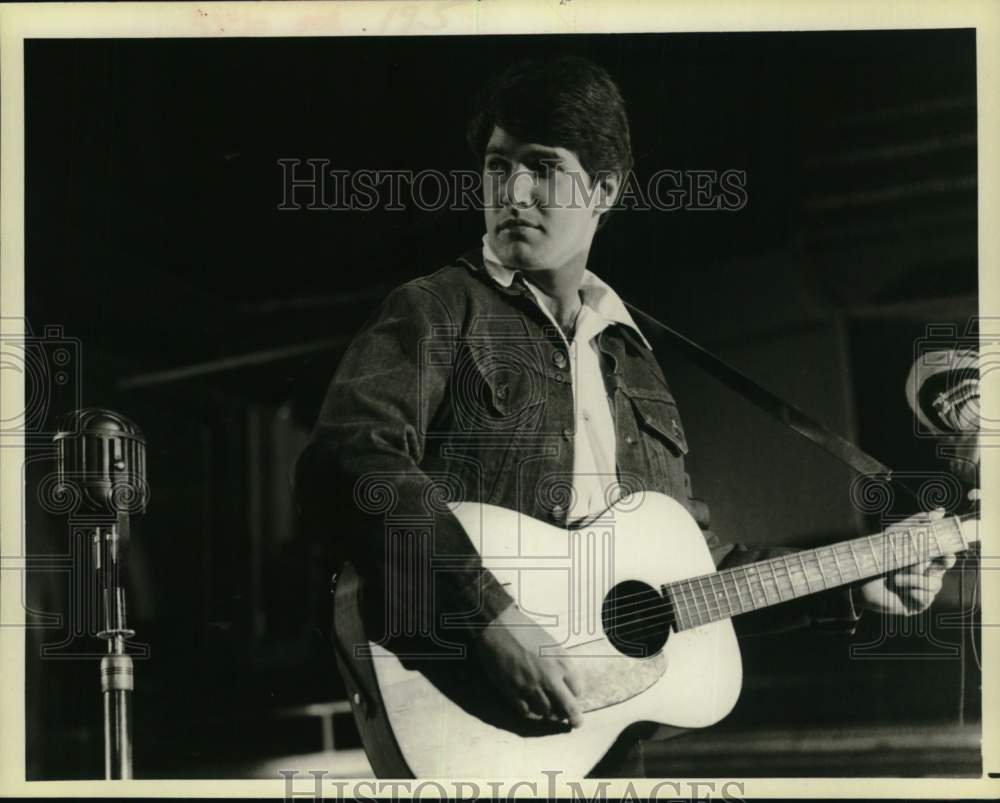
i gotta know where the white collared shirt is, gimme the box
[481,237,653,524]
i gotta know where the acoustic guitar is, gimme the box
[332,491,977,778]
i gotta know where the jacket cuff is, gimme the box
[439,568,515,637]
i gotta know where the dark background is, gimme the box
[23,30,980,778]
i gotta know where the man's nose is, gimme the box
[505,168,537,209]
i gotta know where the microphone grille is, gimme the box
[53,408,147,515]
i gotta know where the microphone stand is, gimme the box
[95,516,135,779]
[54,409,147,780]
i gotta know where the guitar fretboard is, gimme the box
[664,516,969,632]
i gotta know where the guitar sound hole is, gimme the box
[601,581,674,658]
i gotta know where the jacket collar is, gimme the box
[459,236,654,351]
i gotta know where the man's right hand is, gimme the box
[476,603,585,728]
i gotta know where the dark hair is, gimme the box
[466,54,634,191]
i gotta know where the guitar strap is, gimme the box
[624,301,898,482]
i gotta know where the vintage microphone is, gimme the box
[905,348,980,493]
[53,409,148,780]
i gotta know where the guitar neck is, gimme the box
[666,514,971,632]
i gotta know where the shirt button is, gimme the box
[552,351,567,368]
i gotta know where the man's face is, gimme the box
[482,126,608,271]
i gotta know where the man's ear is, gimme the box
[595,171,622,214]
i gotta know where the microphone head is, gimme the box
[53,408,148,515]
[905,349,979,488]
[906,348,979,435]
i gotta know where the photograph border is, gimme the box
[1,0,998,798]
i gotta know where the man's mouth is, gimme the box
[498,219,543,232]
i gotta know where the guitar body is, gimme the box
[333,491,741,778]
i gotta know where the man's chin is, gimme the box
[493,241,544,270]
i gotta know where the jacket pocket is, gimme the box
[626,391,689,457]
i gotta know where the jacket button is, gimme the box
[554,372,565,383]
[552,351,567,368]
[562,427,573,441]
[625,434,637,445]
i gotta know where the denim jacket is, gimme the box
[296,248,860,640]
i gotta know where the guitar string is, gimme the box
[606,538,955,633]
[605,537,973,639]
[593,516,973,632]
[599,525,962,621]
[591,511,973,620]
[604,510,974,619]
[549,538,974,649]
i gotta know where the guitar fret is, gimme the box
[686,579,705,628]
[713,574,733,619]
[700,576,718,623]
[930,525,944,557]
[668,581,694,630]
[867,535,882,573]
[797,553,814,594]
[752,566,767,609]
[818,551,830,590]
[730,570,747,614]
[847,540,863,579]
[702,576,717,622]
[722,572,738,616]
[783,554,800,596]
[887,531,901,569]
[907,528,923,566]
[746,565,766,609]
[770,560,785,602]
[710,575,725,617]
[830,547,846,585]
[677,580,693,629]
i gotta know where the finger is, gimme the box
[909,559,950,578]
[928,507,946,521]
[932,553,957,571]
[516,698,543,721]
[547,677,584,729]
[890,573,942,593]
[901,589,936,612]
[526,686,552,719]
[889,577,940,611]
[562,663,584,699]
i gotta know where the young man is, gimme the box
[297,55,956,777]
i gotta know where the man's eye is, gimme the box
[536,160,563,178]
[485,158,508,173]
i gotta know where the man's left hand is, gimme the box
[856,508,958,615]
